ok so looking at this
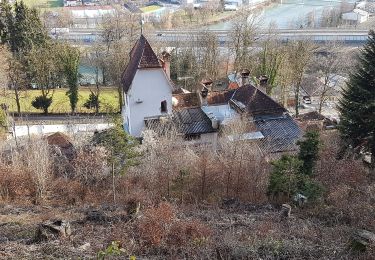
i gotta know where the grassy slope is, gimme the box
[0,88,119,114]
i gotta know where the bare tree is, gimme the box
[7,54,28,114]
[100,8,140,111]
[307,43,348,113]
[255,25,287,94]
[199,30,221,80]
[285,40,316,116]
[229,10,260,73]
[25,138,52,204]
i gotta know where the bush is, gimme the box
[268,155,302,202]
[83,92,100,112]
[31,95,52,114]
[137,202,175,246]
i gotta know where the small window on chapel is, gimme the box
[161,100,167,113]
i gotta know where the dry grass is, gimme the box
[0,131,373,258]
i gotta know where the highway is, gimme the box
[53,28,370,46]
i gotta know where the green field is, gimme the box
[140,5,162,13]
[0,88,119,114]
[23,0,63,9]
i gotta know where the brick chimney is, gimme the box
[240,69,250,86]
[198,78,212,106]
[258,75,269,92]
[201,78,213,90]
[161,51,171,79]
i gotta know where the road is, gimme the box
[55,28,370,46]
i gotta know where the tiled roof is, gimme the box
[172,93,200,110]
[121,35,162,93]
[173,107,216,135]
[254,114,302,153]
[124,2,142,13]
[230,85,286,115]
[299,111,326,121]
[207,90,236,105]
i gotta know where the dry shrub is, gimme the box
[137,202,175,246]
[51,178,87,205]
[0,138,51,203]
[317,131,369,189]
[72,146,109,186]
[137,202,212,250]
[167,219,211,247]
[310,131,375,229]
[23,139,52,203]
[0,163,33,202]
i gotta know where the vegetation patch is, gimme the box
[0,88,119,114]
[140,5,162,13]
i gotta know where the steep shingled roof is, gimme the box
[230,84,286,115]
[121,35,162,93]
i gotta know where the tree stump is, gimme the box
[34,220,72,242]
[351,229,375,252]
[280,204,291,218]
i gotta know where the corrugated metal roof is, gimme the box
[227,131,264,142]
[173,107,216,135]
[255,114,302,153]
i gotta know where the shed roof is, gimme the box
[173,107,216,135]
[254,114,302,153]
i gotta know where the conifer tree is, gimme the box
[297,131,320,176]
[338,30,375,170]
[0,1,47,54]
[59,44,80,113]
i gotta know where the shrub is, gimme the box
[268,155,302,202]
[167,219,211,247]
[137,202,175,246]
[83,92,100,112]
[31,95,52,114]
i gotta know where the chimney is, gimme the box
[198,78,213,106]
[161,51,171,79]
[258,75,269,92]
[201,78,213,90]
[200,85,209,106]
[240,69,250,87]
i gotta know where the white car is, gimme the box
[224,4,238,11]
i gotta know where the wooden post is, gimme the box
[112,162,116,204]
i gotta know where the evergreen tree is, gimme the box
[0,1,48,54]
[297,131,320,176]
[59,44,80,113]
[0,0,12,44]
[338,30,375,170]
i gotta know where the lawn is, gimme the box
[140,5,162,13]
[0,87,119,114]
[23,0,63,9]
